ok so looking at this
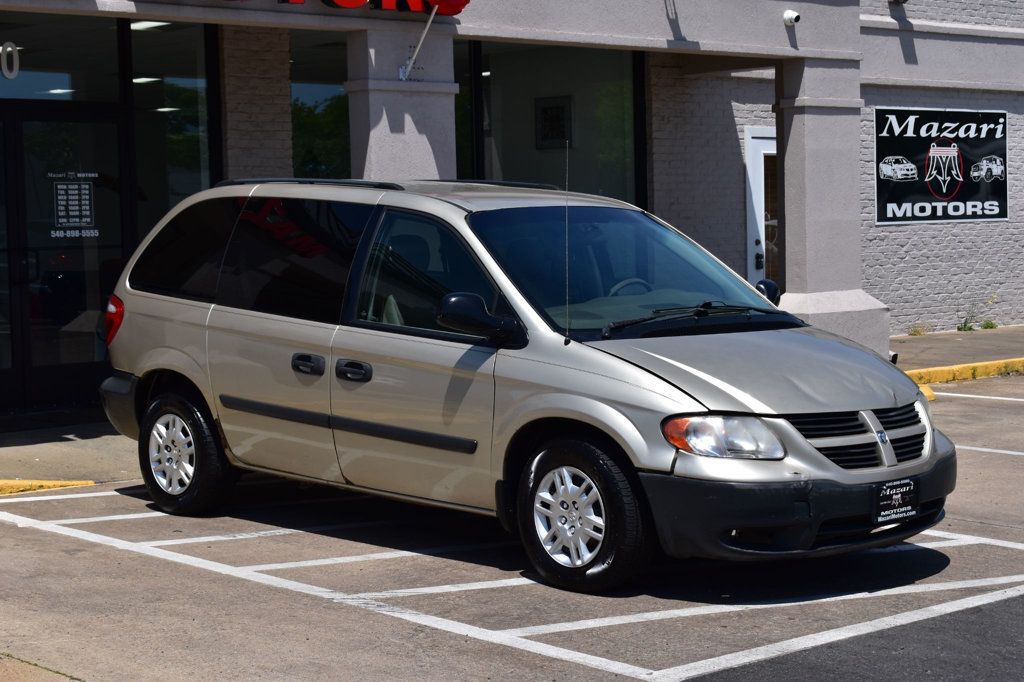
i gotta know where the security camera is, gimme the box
[783,10,800,26]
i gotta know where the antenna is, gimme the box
[563,139,571,346]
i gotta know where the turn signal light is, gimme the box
[102,294,125,346]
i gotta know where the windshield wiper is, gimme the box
[600,300,778,339]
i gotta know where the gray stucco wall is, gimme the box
[647,57,774,275]
[861,0,1024,29]
[860,86,1024,334]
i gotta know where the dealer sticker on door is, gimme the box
[875,478,919,525]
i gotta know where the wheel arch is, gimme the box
[495,416,650,534]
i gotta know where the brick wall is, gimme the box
[861,86,1024,334]
[647,55,775,274]
[861,0,1024,29]
[220,26,294,178]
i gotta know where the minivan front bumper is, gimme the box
[640,449,956,560]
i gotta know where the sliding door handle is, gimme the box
[336,359,373,383]
[291,353,325,376]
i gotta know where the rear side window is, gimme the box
[129,198,243,301]
[216,197,375,324]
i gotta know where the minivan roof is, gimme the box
[216,178,637,213]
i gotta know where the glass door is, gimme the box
[0,121,14,412]
[13,117,123,408]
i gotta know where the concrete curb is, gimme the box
[905,357,1024,401]
[0,480,95,496]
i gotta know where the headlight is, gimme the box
[662,416,785,460]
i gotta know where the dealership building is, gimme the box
[0,0,1021,412]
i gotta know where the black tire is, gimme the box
[138,393,235,515]
[517,438,650,593]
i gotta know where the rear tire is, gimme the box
[139,393,235,515]
[517,438,650,593]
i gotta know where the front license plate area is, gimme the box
[874,478,919,525]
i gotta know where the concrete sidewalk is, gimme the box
[0,421,136,489]
[892,324,1024,371]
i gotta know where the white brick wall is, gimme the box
[861,86,1024,334]
[647,56,775,274]
[861,0,1024,29]
[221,26,294,178]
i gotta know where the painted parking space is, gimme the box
[1,379,1022,679]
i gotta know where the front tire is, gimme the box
[517,439,650,593]
[139,393,235,515]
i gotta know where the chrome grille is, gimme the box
[785,402,927,471]
[874,404,921,431]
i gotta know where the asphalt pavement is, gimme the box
[1,374,1022,679]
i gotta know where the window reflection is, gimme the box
[0,13,118,101]
[133,23,211,238]
[291,31,349,178]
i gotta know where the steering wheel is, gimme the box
[608,278,653,296]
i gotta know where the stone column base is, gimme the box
[780,289,891,355]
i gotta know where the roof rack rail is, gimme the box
[215,178,406,191]
[427,179,562,191]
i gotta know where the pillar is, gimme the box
[777,58,891,354]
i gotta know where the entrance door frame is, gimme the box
[744,125,777,284]
[1,100,130,410]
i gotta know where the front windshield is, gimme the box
[468,206,775,338]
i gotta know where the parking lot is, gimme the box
[1,375,1022,680]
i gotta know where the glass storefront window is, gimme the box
[0,123,9,370]
[454,41,476,179]
[464,44,636,203]
[291,31,350,178]
[0,13,119,101]
[132,23,211,238]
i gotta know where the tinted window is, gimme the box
[216,198,374,323]
[358,211,497,333]
[130,198,243,301]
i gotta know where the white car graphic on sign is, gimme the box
[879,156,918,181]
[971,155,1005,182]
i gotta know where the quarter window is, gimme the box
[129,198,243,301]
[216,198,374,323]
[357,211,497,333]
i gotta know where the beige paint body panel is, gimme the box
[331,326,495,510]
[110,292,214,405]
[207,306,342,482]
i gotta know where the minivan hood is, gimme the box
[590,327,920,414]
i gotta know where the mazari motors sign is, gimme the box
[875,108,1007,224]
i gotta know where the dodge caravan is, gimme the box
[99,180,956,592]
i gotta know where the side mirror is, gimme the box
[437,292,519,341]
[755,279,782,306]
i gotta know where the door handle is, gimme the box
[336,359,373,383]
[291,353,325,376]
[754,252,765,270]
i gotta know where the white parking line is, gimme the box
[0,509,652,679]
[957,445,1024,457]
[140,520,392,547]
[349,577,537,601]
[933,392,1024,403]
[243,541,516,572]
[650,583,1024,681]
[0,491,121,504]
[922,529,1024,552]
[51,511,166,525]
[499,572,1024,638]
[869,538,979,553]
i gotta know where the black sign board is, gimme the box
[875,108,1008,224]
